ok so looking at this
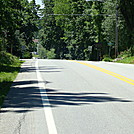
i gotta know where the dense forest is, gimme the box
[0,0,39,58]
[0,0,134,60]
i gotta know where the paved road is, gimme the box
[0,59,134,134]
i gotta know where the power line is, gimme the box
[44,14,114,16]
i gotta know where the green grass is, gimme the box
[0,51,24,108]
[116,56,134,64]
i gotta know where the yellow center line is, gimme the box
[70,60,134,86]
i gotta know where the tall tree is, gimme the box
[119,0,134,55]
[0,0,39,57]
[39,0,66,59]
[38,0,134,60]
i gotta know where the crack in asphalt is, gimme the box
[13,113,26,134]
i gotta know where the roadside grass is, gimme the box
[0,51,24,108]
[116,56,134,64]
[114,49,134,64]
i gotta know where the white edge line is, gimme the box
[35,60,58,134]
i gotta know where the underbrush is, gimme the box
[116,56,134,64]
[0,51,23,107]
[115,50,134,64]
[102,55,113,62]
[102,50,134,64]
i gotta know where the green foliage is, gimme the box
[38,0,133,61]
[0,51,19,65]
[117,49,131,58]
[37,44,56,59]
[102,55,113,62]
[116,57,134,64]
[53,0,71,26]
[102,0,134,57]
[0,52,22,107]
[119,0,134,32]
[23,51,32,59]
[38,44,47,59]
[102,0,116,43]
[0,0,133,60]
[119,0,134,56]
[47,49,56,59]
[38,0,66,59]
[0,0,39,57]
[111,49,134,64]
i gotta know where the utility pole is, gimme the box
[86,0,119,58]
[115,4,119,57]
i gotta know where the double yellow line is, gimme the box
[71,60,134,86]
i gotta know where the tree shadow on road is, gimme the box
[20,65,63,73]
[0,80,132,113]
[43,88,132,107]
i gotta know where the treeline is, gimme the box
[0,0,39,58]
[0,0,133,60]
[38,0,134,60]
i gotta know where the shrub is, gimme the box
[118,49,131,58]
[23,51,32,59]
[0,52,22,107]
[0,51,19,65]
[102,55,113,62]
[46,49,56,59]
[116,56,134,64]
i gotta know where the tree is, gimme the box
[38,0,67,59]
[53,0,102,60]
[102,0,134,57]
[119,0,134,55]
[37,0,133,60]
[0,0,39,57]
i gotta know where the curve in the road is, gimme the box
[70,60,134,86]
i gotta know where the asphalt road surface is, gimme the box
[0,59,134,134]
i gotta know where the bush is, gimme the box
[0,52,22,107]
[116,56,134,64]
[0,51,19,65]
[23,51,32,59]
[46,49,56,59]
[102,55,113,62]
[118,49,131,58]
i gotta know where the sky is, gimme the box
[28,0,44,8]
